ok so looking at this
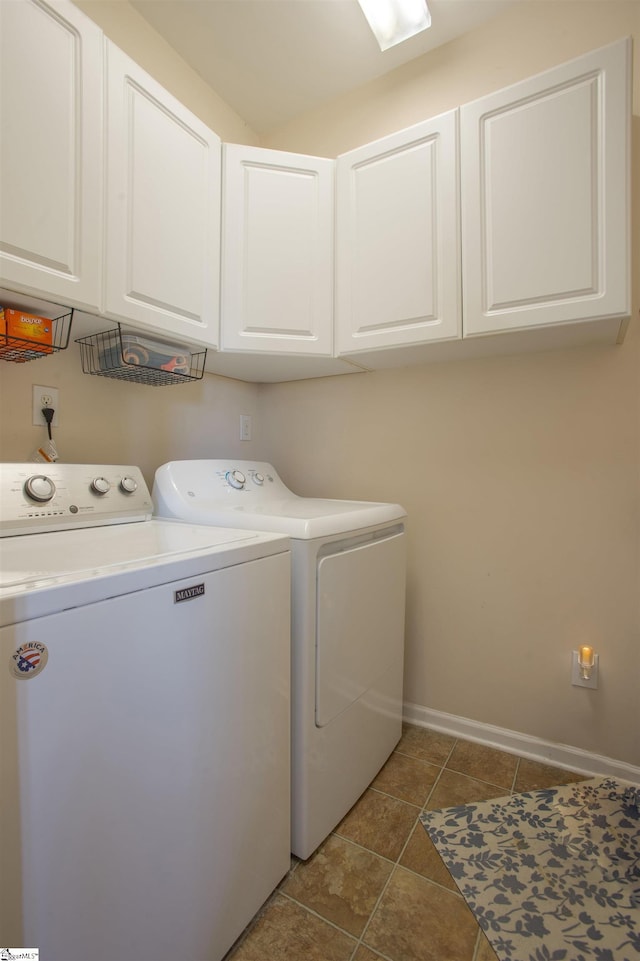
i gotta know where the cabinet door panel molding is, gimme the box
[105,42,221,347]
[221,144,334,356]
[0,0,103,310]
[336,110,461,356]
[461,37,631,337]
[1,0,631,381]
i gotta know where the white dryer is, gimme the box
[0,463,291,961]
[153,460,407,859]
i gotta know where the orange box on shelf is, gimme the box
[0,307,54,360]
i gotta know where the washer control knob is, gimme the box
[226,469,246,490]
[252,472,264,486]
[120,476,138,494]
[24,474,55,503]
[91,476,111,495]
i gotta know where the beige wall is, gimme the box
[2,1,638,768]
[74,0,260,145]
[0,343,263,490]
[260,0,640,767]
[1,0,264,484]
[263,0,640,156]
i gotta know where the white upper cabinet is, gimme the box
[221,144,334,355]
[461,38,631,338]
[104,42,221,347]
[0,0,102,310]
[335,110,461,356]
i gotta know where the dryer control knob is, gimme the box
[252,473,264,486]
[24,474,56,503]
[226,469,246,490]
[91,477,111,495]
[120,476,138,494]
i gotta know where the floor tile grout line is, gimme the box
[347,936,397,961]
[226,732,589,959]
[511,755,521,794]
[471,925,485,961]
[349,745,586,960]
[333,807,469,894]
[397,860,466,898]
[348,755,459,961]
[346,802,434,958]
[331,830,403,867]
[239,739,579,955]
[282,767,458,921]
[358,787,437,808]
[443,736,459,769]
[444,768,515,794]
[401,737,517,796]
[346,848,404,960]
[394,733,458,770]
[277,888,363,942]
[280,752,459,961]
[420,759,450,814]
[283,840,467,957]
[361,783,426,811]
[392,748,450,766]
[345,742,472,960]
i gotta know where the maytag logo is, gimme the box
[174,583,205,603]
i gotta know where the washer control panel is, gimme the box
[0,464,152,537]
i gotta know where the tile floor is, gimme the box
[224,724,586,961]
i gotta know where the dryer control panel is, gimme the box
[157,460,293,504]
[0,464,152,537]
[217,463,278,493]
[153,460,407,540]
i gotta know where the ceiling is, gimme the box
[130,0,518,133]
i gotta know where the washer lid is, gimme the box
[0,519,289,624]
[0,519,282,588]
[153,460,406,539]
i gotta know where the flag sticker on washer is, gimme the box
[10,642,49,679]
[174,583,205,603]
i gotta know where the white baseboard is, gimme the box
[403,702,640,785]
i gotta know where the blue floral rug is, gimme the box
[420,777,640,961]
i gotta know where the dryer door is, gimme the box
[315,529,405,727]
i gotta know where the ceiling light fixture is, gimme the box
[357,0,432,52]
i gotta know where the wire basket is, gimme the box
[0,307,73,363]
[76,325,206,386]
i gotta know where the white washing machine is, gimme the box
[0,463,291,961]
[153,460,407,859]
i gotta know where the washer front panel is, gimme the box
[0,520,289,626]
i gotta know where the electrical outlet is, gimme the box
[240,414,252,441]
[32,385,59,427]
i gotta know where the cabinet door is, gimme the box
[0,0,102,310]
[461,38,631,337]
[335,110,460,355]
[105,43,220,347]
[221,145,334,355]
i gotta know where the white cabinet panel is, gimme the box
[221,145,334,355]
[105,43,220,347]
[0,0,102,310]
[461,38,631,337]
[336,110,460,355]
